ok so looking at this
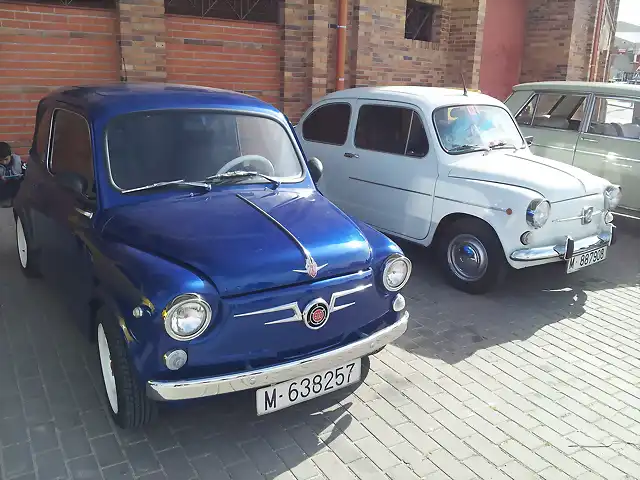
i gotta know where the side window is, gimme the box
[35,108,53,160]
[531,93,587,131]
[515,94,537,126]
[354,104,429,157]
[49,109,95,198]
[588,96,640,139]
[302,103,351,145]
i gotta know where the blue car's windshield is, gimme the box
[106,110,303,191]
[433,104,525,154]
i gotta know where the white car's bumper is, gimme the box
[509,227,615,263]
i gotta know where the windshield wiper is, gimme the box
[449,144,489,154]
[488,141,521,151]
[206,170,281,189]
[121,179,212,194]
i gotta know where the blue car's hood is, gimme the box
[102,188,373,297]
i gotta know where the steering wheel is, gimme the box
[216,155,275,176]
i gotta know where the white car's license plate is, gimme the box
[256,359,361,415]
[566,246,607,274]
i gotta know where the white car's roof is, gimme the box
[320,86,506,110]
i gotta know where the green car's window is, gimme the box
[588,96,640,139]
[529,93,587,132]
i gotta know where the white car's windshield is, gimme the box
[106,110,303,191]
[433,104,525,154]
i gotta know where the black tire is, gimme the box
[96,308,156,429]
[436,217,508,294]
[15,212,42,278]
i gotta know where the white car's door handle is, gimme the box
[344,152,359,158]
[581,137,599,143]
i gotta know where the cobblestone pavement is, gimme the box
[1,208,639,480]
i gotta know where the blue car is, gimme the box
[13,83,411,429]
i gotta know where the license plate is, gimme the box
[566,246,607,274]
[256,359,361,415]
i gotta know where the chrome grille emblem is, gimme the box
[303,298,330,330]
[581,206,594,225]
[234,284,372,327]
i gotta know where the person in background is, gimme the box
[0,142,24,207]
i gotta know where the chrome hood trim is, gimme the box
[236,193,327,277]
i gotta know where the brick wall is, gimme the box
[165,16,282,107]
[352,0,448,89]
[117,0,166,81]
[567,0,598,80]
[0,0,622,140]
[444,0,485,89]
[520,0,575,82]
[0,2,120,156]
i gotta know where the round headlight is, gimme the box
[526,199,551,229]
[604,185,622,210]
[382,255,412,292]
[163,294,212,341]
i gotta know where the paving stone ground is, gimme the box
[1,208,639,480]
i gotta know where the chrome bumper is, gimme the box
[146,311,409,401]
[510,229,614,262]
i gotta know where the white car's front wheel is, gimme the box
[437,217,507,294]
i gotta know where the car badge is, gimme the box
[581,206,594,225]
[303,299,330,330]
[293,256,327,278]
[306,257,319,278]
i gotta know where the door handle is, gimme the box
[344,152,359,158]
[581,137,599,143]
[74,207,93,219]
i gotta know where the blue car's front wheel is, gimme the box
[96,308,157,429]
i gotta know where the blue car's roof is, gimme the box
[44,83,283,119]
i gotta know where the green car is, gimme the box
[505,81,639,218]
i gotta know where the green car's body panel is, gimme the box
[505,81,640,215]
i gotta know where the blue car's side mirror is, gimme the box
[308,157,323,183]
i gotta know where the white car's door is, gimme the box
[342,99,438,240]
[295,100,355,212]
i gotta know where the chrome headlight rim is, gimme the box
[382,254,412,292]
[163,293,212,342]
[604,185,622,210]
[526,198,551,229]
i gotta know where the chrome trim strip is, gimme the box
[530,144,576,152]
[349,177,432,197]
[234,302,303,325]
[510,230,613,262]
[434,195,508,213]
[147,310,409,401]
[236,193,325,276]
[234,284,373,325]
[552,209,603,223]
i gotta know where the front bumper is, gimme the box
[510,228,615,262]
[146,310,409,401]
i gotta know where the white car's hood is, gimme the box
[447,150,607,202]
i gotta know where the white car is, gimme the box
[295,86,622,294]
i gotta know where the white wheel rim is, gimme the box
[97,324,119,414]
[16,218,28,269]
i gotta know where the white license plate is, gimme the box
[566,246,607,274]
[256,359,361,415]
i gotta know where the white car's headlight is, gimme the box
[163,294,212,341]
[382,254,412,291]
[526,199,551,229]
[604,185,622,210]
